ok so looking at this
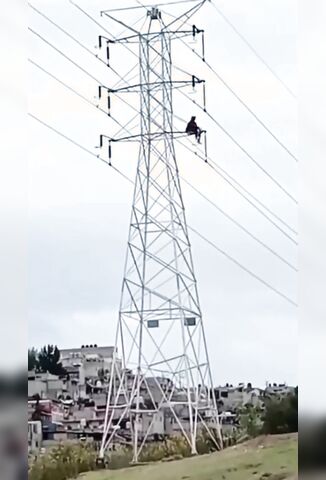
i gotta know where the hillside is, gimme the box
[80,434,298,480]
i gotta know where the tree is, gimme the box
[263,389,298,434]
[239,405,262,437]
[38,344,66,375]
[28,348,38,371]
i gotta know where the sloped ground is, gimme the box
[80,433,298,480]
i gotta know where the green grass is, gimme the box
[80,434,298,480]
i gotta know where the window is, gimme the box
[184,317,196,326]
[148,320,159,328]
[221,391,228,398]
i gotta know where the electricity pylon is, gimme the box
[99,2,221,463]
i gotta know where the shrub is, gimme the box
[107,447,133,469]
[29,430,223,479]
[239,405,263,438]
[29,443,98,480]
[263,391,298,435]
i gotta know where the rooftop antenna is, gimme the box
[98,1,220,463]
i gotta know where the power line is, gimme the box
[30,54,297,247]
[28,3,139,89]
[29,9,297,253]
[204,152,298,235]
[29,59,99,109]
[187,225,297,307]
[29,27,103,84]
[208,0,296,99]
[28,113,110,168]
[28,27,142,123]
[102,0,201,13]
[29,19,297,239]
[161,6,298,162]
[140,26,297,202]
[65,4,297,206]
[68,0,152,93]
[176,137,298,244]
[33,2,298,212]
[28,112,297,308]
[65,2,190,123]
[206,160,297,244]
[178,88,298,204]
[29,3,106,64]
[180,175,297,270]
[29,58,147,154]
[184,41,298,162]
[69,0,139,63]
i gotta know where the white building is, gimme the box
[28,421,42,453]
[60,345,115,368]
[264,383,296,398]
[28,371,65,399]
[215,384,263,411]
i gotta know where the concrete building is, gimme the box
[28,371,65,399]
[215,384,263,412]
[28,421,42,453]
[264,383,296,398]
[60,345,115,369]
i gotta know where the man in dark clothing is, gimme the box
[186,116,202,143]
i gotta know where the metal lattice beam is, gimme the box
[99,5,221,463]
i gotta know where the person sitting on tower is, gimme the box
[186,116,202,144]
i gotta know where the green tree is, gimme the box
[28,348,38,371]
[263,389,298,434]
[239,405,262,437]
[38,344,66,375]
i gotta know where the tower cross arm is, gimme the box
[107,28,204,44]
[104,78,205,94]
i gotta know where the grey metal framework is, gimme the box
[99,4,221,463]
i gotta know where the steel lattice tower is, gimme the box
[99,4,221,462]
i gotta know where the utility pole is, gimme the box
[98,1,221,463]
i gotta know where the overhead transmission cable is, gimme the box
[28,59,139,149]
[29,15,297,242]
[178,87,298,204]
[68,3,297,205]
[99,15,298,233]
[208,0,296,99]
[180,175,297,269]
[29,4,298,234]
[159,8,298,163]
[177,34,298,163]
[28,20,297,239]
[101,0,201,13]
[28,27,103,84]
[28,112,297,308]
[28,3,140,89]
[175,137,297,243]
[28,27,143,123]
[83,2,298,204]
[187,225,297,307]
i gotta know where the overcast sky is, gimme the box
[27,0,298,387]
